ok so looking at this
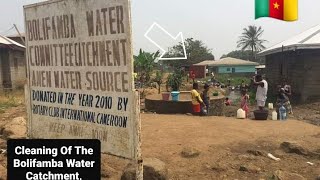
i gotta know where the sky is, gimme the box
[0,0,319,58]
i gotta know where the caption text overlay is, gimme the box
[7,139,101,180]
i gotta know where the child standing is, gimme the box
[201,84,210,115]
[240,89,250,118]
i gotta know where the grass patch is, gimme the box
[215,74,251,86]
[0,90,24,113]
[248,89,256,105]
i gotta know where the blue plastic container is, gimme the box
[279,104,287,121]
[171,91,180,101]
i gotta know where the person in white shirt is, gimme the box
[253,74,268,111]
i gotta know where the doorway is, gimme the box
[0,50,12,89]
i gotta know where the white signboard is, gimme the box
[24,0,139,159]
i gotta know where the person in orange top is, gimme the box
[191,83,206,115]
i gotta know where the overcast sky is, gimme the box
[0,0,319,58]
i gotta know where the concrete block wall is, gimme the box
[8,50,26,89]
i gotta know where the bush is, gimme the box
[216,74,251,86]
[0,96,19,113]
[153,71,164,94]
[134,49,160,84]
[0,90,24,113]
[167,70,184,91]
[248,89,256,105]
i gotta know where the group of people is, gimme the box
[276,79,293,115]
[190,74,293,117]
[247,75,293,117]
[191,83,210,116]
[252,75,293,114]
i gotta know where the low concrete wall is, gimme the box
[145,92,225,116]
[208,97,225,116]
[145,99,192,114]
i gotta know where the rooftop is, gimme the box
[259,24,320,56]
[0,34,25,50]
[194,57,259,66]
[6,33,25,38]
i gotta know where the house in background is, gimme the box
[259,24,320,103]
[194,57,259,78]
[0,35,26,90]
[189,65,206,79]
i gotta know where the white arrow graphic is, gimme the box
[144,22,187,63]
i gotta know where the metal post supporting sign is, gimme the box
[24,0,142,178]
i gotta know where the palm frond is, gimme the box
[237,25,267,52]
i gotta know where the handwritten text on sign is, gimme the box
[24,0,136,159]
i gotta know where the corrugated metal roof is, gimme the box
[259,24,320,56]
[0,34,25,49]
[194,57,259,66]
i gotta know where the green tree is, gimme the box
[237,25,267,60]
[166,70,184,91]
[165,38,214,67]
[134,49,160,84]
[221,50,265,64]
[153,70,164,94]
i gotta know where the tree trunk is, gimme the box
[157,82,161,94]
[251,46,255,61]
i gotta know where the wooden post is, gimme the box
[13,24,25,44]
[24,84,31,138]
[135,90,143,180]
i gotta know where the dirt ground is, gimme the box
[137,114,320,180]
[0,90,319,179]
[108,114,320,179]
[0,103,320,179]
[294,102,320,126]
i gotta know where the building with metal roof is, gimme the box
[258,24,320,103]
[6,33,25,46]
[0,35,26,90]
[193,57,258,77]
[0,34,25,50]
[259,24,320,56]
[195,57,258,67]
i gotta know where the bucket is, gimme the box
[162,92,170,101]
[253,110,269,120]
[171,91,180,101]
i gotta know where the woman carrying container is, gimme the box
[191,83,206,116]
